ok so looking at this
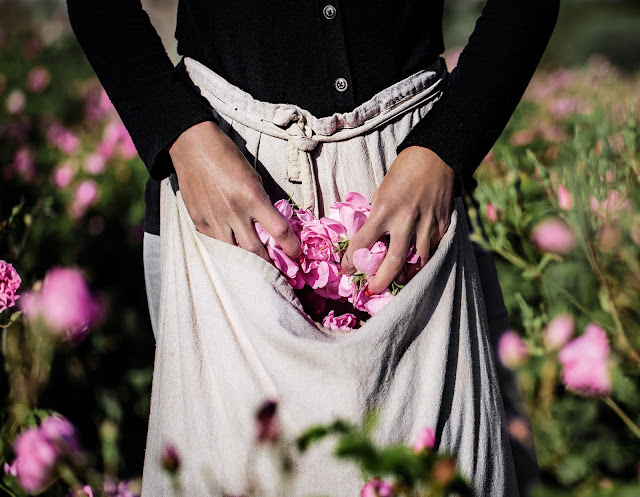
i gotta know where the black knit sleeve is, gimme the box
[396,0,560,196]
[65,0,218,181]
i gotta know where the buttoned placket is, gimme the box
[317,0,355,112]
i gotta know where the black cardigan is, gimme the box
[65,0,559,235]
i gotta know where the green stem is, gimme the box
[603,397,640,440]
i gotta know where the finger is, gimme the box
[255,205,302,260]
[367,229,412,294]
[233,223,271,262]
[342,217,385,274]
[406,223,432,281]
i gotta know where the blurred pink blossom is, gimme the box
[26,67,51,93]
[6,89,25,114]
[486,202,498,223]
[543,314,575,350]
[103,477,139,497]
[557,185,573,211]
[548,97,583,120]
[98,121,137,159]
[559,323,612,397]
[322,310,357,331]
[161,443,181,473]
[531,218,576,254]
[590,189,631,223]
[46,122,80,155]
[67,485,94,497]
[498,330,529,369]
[4,147,36,183]
[52,162,75,188]
[361,477,393,497]
[3,460,17,477]
[13,426,58,493]
[71,179,100,219]
[11,415,82,494]
[84,152,106,175]
[21,266,103,343]
[412,426,435,454]
[255,400,279,444]
[85,87,115,122]
[0,260,21,313]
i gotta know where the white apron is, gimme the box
[140,56,519,497]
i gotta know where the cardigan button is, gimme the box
[334,77,348,92]
[323,5,337,19]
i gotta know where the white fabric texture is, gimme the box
[140,56,520,497]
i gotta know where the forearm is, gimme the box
[66,0,217,180]
[396,0,560,196]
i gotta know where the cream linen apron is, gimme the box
[140,56,519,497]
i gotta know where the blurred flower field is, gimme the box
[1,1,640,496]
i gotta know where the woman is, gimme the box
[66,1,559,495]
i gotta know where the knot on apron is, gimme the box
[281,110,320,216]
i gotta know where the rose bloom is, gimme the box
[361,477,393,497]
[21,266,103,343]
[558,323,612,397]
[531,218,575,254]
[52,162,75,188]
[497,330,529,369]
[556,185,573,211]
[12,415,82,494]
[412,426,435,454]
[322,310,357,331]
[485,202,498,223]
[0,260,21,313]
[543,313,575,350]
[26,66,51,93]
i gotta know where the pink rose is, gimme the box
[98,121,137,160]
[84,152,106,175]
[557,185,573,211]
[71,179,100,219]
[46,122,80,155]
[26,67,51,93]
[22,266,103,343]
[543,314,575,350]
[361,477,393,497]
[531,218,575,254]
[13,427,58,494]
[328,195,369,239]
[0,260,21,313]
[412,426,435,454]
[67,485,94,497]
[39,415,83,455]
[558,323,612,397]
[313,261,347,300]
[52,162,75,188]
[4,460,17,477]
[301,259,331,289]
[353,241,387,278]
[486,202,498,223]
[363,289,394,316]
[322,310,357,331]
[590,190,632,223]
[498,330,529,369]
[103,478,139,497]
[299,217,345,262]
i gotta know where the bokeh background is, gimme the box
[1,0,639,495]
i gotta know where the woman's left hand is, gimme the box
[341,146,455,294]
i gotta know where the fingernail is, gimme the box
[365,287,375,297]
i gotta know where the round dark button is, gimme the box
[334,77,348,92]
[323,5,337,19]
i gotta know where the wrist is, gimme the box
[167,120,219,156]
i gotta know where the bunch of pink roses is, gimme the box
[255,193,417,331]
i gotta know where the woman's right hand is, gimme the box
[167,120,302,263]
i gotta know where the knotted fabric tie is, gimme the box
[275,109,320,217]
